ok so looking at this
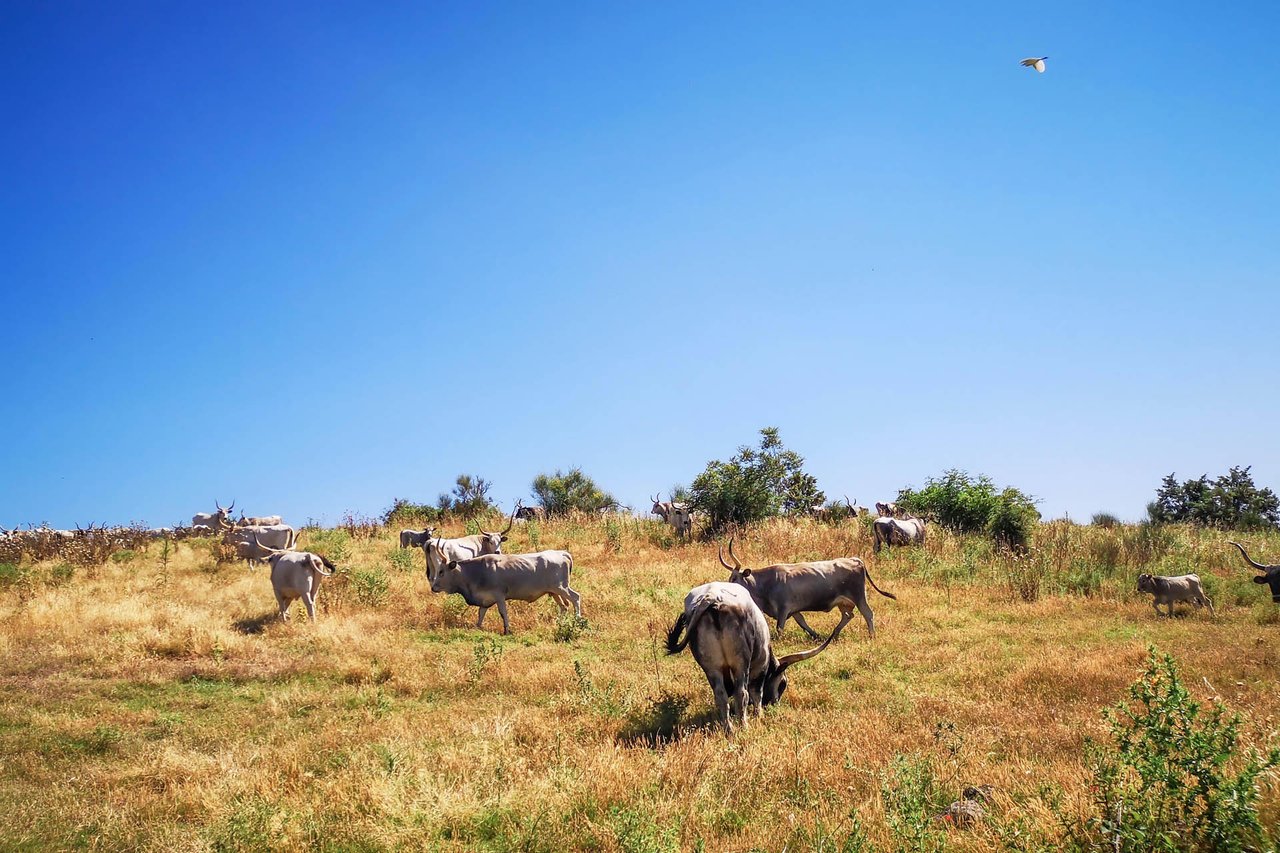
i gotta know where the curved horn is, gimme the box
[726,537,742,571]
[1229,541,1278,572]
[502,503,517,535]
[651,493,660,504]
[252,532,287,557]
[228,499,236,511]
[775,611,853,671]
[844,495,855,511]
[215,499,224,512]
[718,541,735,571]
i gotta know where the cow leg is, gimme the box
[563,585,583,617]
[276,592,290,621]
[302,593,316,622]
[1151,599,1164,617]
[853,597,876,638]
[1203,595,1215,616]
[476,606,490,628]
[791,612,825,641]
[709,674,732,734]
[496,598,511,635]
[734,682,750,731]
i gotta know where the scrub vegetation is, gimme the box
[0,516,1278,851]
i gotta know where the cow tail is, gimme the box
[666,600,713,655]
[865,565,897,600]
[288,527,298,550]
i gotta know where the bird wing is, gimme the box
[1019,58,1037,66]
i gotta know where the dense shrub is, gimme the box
[1066,649,1280,852]
[1147,466,1279,530]
[1091,512,1121,528]
[381,498,443,528]
[689,427,824,534]
[897,470,1040,549]
[531,468,617,516]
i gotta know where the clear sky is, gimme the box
[3,2,1278,528]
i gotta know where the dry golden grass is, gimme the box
[0,517,1278,851]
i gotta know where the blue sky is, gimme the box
[3,2,1277,528]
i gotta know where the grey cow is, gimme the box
[253,534,336,621]
[1137,573,1214,617]
[420,506,517,582]
[226,523,296,567]
[400,527,434,549]
[719,537,896,639]
[193,499,235,532]
[665,581,849,734]
[427,545,582,635]
[872,515,926,553]
[650,493,692,538]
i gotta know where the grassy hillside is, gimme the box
[1,517,1278,851]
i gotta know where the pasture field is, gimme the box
[1,517,1278,851]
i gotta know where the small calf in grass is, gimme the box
[1137,573,1214,618]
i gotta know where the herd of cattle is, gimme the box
[5,496,1280,733]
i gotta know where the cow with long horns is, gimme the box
[193,499,235,532]
[718,537,896,639]
[1229,542,1280,603]
[421,504,518,583]
[666,581,850,734]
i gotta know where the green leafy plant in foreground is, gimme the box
[1067,648,1280,852]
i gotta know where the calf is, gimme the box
[400,527,433,549]
[1137,573,1214,617]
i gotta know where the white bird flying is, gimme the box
[1020,56,1048,73]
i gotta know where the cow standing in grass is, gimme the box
[1229,542,1280,603]
[665,581,849,734]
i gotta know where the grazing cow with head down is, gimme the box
[427,543,581,635]
[1228,542,1280,603]
[665,581,849,734]
[253,534,336,622]
[1137,573,1214,617]
[719,537,895,639]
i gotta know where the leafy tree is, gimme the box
[436,474,495,518]
[896,469,1040,549]
[689,427,824,534]
[1147,467,1279,530]
[531,468,617,516]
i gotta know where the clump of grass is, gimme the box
[468,638,504,683]
[552,612,589,643]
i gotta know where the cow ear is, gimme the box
[740,568,752,577]
[1255,576,1268,584]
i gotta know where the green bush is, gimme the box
[531,468,617,516]
[381,498,442,528]
[690,427,824,535]
[552,612,589,643]
[898,469,1040,550]
[1091,512,1121,528]
[0,562,27,588]
[1065,649,1280,852]
[387,547,415,573]
[350,567,390,607]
